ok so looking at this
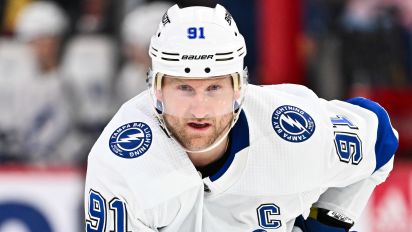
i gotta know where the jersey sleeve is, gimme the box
[346,97,398,173]
[314,97,398,221]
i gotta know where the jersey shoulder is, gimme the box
[89,90,174,161]
[239,85,397,193]
[261,83,319,99]
[238,85,332,193]
[244,84,328,145]
[86,91,201,209]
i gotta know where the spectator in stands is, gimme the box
[0,40,37,162]
[61,34,117,160]
[340,0,408,97]
[304,0,410,99]
[16,0,67,75]
[8,1,75,164]
[115,1,172,107]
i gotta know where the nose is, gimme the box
[189,93,211,119]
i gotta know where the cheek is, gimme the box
[163,101,189,116]
[155,90,163,101]
[164,115,185,132]
[234,91,241,101]
[213,98,234,111]
[216,113,233,128]
[162,94,192,115]
[159,90,181,106]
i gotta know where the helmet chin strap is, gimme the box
[182,125,231,154]
[154,100,243,154]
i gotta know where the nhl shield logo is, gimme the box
[109,122,152,158]
[272,105,315,143]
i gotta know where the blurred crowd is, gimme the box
[304,0,412,99]
[304,0,412,156]
[0,0,180,165]
[0,0,411,166]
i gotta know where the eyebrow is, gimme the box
[164,74,231,79]
[162,75,232,88]
[170,79,226,86]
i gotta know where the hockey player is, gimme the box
[85,4,398,232]
[116,1,172,107]
[7,1,72,164]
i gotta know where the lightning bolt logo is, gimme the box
[279,113,308,134]
[109,122,153,158]
[272,105,315,143]
[115,131,145,143]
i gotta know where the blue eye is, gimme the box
[207,85,221,92]
[178,85,194,92]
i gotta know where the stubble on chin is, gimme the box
[164,114,233,150]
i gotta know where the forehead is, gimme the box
[163,74,232,85]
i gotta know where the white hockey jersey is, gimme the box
[85,84,398,232]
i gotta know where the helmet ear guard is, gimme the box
[232,67,249,92]
[146,70,164,114]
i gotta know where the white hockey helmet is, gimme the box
[15,1,68,42]
[147,4,248,152]
[148,4,247,78]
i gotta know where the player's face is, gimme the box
[159,75,236,151]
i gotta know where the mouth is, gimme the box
[187,122,211,130]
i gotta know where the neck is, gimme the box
[187,136,229,168]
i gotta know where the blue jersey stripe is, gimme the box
[346,97,398,172]
[210,110,250,182]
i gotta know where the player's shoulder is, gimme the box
[89,90,189,164]
[252,83,319,100]
[244,84,328,141]
[240,85,397,192]
[238,85,332,192]
[244,84,323,118]
[87,91,200,206]
[89,91,158,158]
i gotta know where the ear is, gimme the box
[234,90,241,101]
[155,90,163,101]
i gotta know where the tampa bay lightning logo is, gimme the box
[272,105,315,142]
[109,122,152,158]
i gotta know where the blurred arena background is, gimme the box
[0,0,411,231]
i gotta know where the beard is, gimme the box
[164,113,233,151]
